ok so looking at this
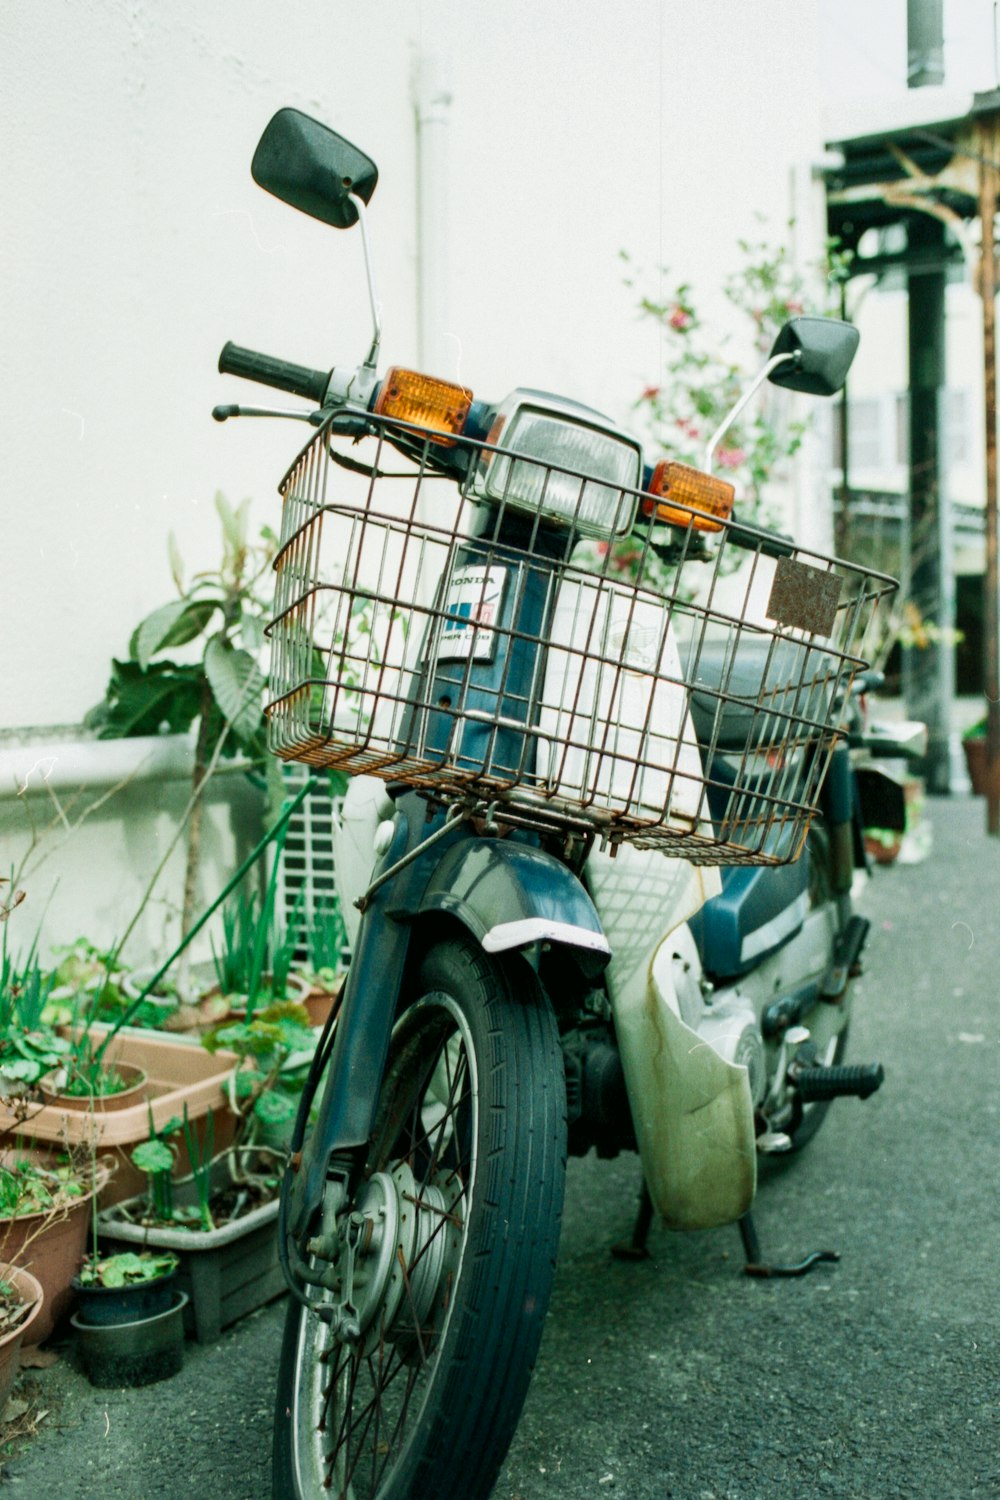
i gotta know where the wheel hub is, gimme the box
[328,1162,464,1357]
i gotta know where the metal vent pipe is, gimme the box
[907,0,945,88]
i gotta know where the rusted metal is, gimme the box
[265,413,893,866]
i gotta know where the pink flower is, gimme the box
[640,385,661,402]
[716,447,746,470]
[784,299,804,315]
[668,306,692,330]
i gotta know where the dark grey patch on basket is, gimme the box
[766,557,841,638]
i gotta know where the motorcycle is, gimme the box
[215,107,900,1500]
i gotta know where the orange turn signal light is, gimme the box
[373,367,473,446]
[642,460,734,533]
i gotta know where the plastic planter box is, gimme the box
[97,1162,284,1344]
[0,1028,239,1207]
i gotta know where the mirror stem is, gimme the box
[352,194,383,371]
[703,351,796,472]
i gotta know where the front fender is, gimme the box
[418,838,610,975]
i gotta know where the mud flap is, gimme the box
[638,939,756,1229]
[589,847,756,1231]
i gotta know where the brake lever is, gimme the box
[212,404,326,424]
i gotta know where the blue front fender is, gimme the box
[417,838,610,974]
[286,826,608,1244]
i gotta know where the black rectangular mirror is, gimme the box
[251,108,378,230]
[767,316,859,397]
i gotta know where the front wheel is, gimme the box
[273,936,567,1500]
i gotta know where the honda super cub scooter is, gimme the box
[214,108,896,1500]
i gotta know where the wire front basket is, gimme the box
[265,413,894,865]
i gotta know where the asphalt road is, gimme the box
[5,794,999,1500]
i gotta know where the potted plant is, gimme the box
[69,1247,187,1388]
[97,1113,286,1343]
[962,717,1000,797]
[39,1025,149,1112]
[69,1147,186,1387]
[0,893,71,1102]
[203,1000,317,1150]
[0,1150,107,1344]
[207,886,311,1021]
[0,1027,241,1210]
[297,892,347,1029]
[85,494,279,999]
[0,1264,44,1407]
[72,1249,178,1324]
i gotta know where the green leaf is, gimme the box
[132,599,220,669]
[253,1089,297,1126]
[86,659,204,739]
[215,492,246,553]
[239,610,266,652]
[130,1140,175,1174]
[0,1058,43,1083]
[235,1068,267,1098]
[85,1251,177,1287]
[167,532,185,593]
[204,638,264,743]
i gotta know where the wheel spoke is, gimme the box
[313,1025,472,1497]
[279,954,561,1500]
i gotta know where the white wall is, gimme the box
[4,0,829,736]
[2,0,839,959]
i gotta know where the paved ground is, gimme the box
[4,794,999,1499]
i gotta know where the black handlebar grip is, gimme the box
[218,342,330,403]
[726,518,795,559]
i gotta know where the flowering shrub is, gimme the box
[623,234,849,524]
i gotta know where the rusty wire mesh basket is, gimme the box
[265,412,895,865]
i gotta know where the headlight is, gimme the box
[476,390,642,539]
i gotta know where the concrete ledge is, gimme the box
[0,731,250,797]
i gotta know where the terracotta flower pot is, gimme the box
[0,1264,44,1406]
[301,971,344,1029]
[40,1061,148,1113]
[963,736,1000,797]
[0,1159,110,1344]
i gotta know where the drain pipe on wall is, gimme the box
[414,51,454,379]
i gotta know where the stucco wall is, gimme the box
[4,0,829,735]
[3,0,839,959]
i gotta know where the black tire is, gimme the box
[272,936,566,1500]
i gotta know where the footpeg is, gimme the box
[795,1062,885,1102]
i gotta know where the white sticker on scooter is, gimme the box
[433,564,507,662]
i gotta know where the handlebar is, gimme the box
[218,342,331,403]
[725,517,794,559]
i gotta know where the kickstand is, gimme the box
[739,1211,841,1278]
[611,1182,654,1261]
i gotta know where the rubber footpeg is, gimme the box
[795,1062,885,1102]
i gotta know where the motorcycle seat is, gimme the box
[685,634,830,753]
